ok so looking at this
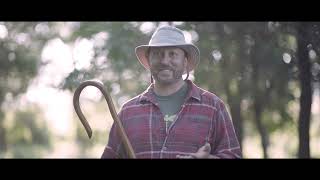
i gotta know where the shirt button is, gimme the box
[162,146,167,151]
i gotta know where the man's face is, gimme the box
[148,47,187,85]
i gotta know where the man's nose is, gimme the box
[160,53,170,65]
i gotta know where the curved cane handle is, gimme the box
[73,80,136,158]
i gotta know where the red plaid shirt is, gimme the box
[101,80,241,159]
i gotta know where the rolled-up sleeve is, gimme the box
[210,102,242,159]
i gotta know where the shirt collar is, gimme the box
[139,80,201,104]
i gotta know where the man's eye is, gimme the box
[153,52,160,56]
[169,52,176,57]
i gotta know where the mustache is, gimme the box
[155,65,174,71]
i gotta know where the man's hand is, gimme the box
[176,143,213,159]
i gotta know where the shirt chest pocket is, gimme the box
[172,116,212,149]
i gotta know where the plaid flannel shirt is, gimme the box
[101,80,242,159]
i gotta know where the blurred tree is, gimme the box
[296,22,312,158]
[280,22,319,158]
[0,22,38,152]
[182,22,294,158]
[236,22,294,158]
[8,109,52,158]
[0,22,56,153]
[185,22,248,148]
[62,22,152,107]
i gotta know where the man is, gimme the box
[101,25,241,158]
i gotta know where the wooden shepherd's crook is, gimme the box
[73,80,136,158]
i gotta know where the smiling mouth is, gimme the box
[157,69,172,77]
[160,69,171,72]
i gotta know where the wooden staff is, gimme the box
[73,80,136,158]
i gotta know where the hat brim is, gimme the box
[135,44,200,73]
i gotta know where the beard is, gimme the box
[150,65,184,85]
